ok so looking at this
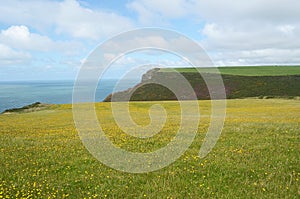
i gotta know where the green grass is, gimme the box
[106,71,300,101]
[1,99,299,198]
[160,66,300,76]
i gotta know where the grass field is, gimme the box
[159,66,300,76]
[1,99,300,198]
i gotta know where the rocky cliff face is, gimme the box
[141,68,160,82]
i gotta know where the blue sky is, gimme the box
[0,0,299,81]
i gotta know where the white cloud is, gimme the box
[128,0,300,65]
[0,25,82,54]
[127,0,189,25]
[1,25,54,51]
[0,0,57,31]
[129,0,300,24]
[211,49,300,66]
[0,44,31,66]
[0,0,299,71]
[55,0,134,39]
[201,23,300,50]
[102,34,203,54]
[191,0,300,24]
[277,25,295,36]
[0,0,134,40]
[0,25,85,67]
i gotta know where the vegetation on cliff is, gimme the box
[104,66,300,102]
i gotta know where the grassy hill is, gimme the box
[104,66,300,102]
[160,65,300,76]
[0,99,299,198]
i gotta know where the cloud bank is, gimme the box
[0,0,299,80]
[129,0,300,65]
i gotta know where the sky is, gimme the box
[0,0,300,81]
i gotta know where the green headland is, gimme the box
[104,65,300,101]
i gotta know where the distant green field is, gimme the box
[160,66,300,76]
[1,99,299,198]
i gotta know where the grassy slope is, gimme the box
[104,66,300,101]
[160,66,300,76]
[1,99,299,198]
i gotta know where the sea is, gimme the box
[0,79,140,113]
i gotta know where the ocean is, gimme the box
[0,79,139,113]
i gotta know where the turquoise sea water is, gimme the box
[0,79,139,113]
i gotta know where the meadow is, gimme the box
[160,65,300,76]
[0,99,299,198]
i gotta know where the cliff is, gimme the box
[103,67,300,101]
